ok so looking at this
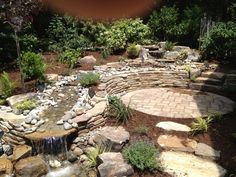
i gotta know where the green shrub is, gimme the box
[123,141,160,171]
[21,52,46,80]
[48,15,92,52]
[98,19,150,53]
[20,34,39,52]
[101,47,111,59]
[59,48,81,69]
[0,72,15,99]
[107,96,132,124]
[127,44,140,58]
[164,41,176,51]
[15,99,37,111]
[79,73,100,87]
[148,6,185,41]
[134,125,149,135]
[200,22,236,62]
[85,145,109,167]
[191,117,211,135]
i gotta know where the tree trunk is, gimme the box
[14,29,25,92]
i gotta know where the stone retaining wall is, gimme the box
[98,70,189,95]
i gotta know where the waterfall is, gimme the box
[31,136,68,159]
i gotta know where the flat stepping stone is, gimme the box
[157,135,197,152]
[201,71,225,80]
[195,143,220,159]
[160,151,227,177]
[156,121,191,132]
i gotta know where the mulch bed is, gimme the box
[106,109,236,176]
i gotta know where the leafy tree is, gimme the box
[0,0,41,91]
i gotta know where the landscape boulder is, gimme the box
[15,156,48,177]
[97,152,134,177]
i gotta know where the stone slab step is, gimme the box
[195,77,222,86]
[189,83,222,93]
[156,121,191,132]
[142,45,160,51]
[160,151,227,177]
[156,59,175,63]
[148,50,164,58]
[201,71,225,80]
[157,135,197,153]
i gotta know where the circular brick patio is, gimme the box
[122,88,235,119]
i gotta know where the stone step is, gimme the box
[195,77,222,86]
[160,151,227,177]
[189,83,222,93]
[157,135,197,153]
[156,121,191,132]
[142,45,160,51]
[148,50,164,58]
[201,71,225,80]
[156,58,175,63]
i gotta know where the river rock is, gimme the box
[64,122,73,130]
[3,144,13,156]
[79,55,97,64]
[93,126,130,151]
[12,145,32,161]
[45,74,58,82]
[160,151,227,177]
[157,135,197,152]
[6,93,36,107]
[156,121,191,132]
[195,143,220,159]
[15,156,48,177]
[73,147,83,156]
[0,158,13,175]
[97,152,134,177]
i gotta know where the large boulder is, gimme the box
[15,156,48,177]
[93,126,130,151]
[6,93,36,107]
[79,55,97,65]
[163,51,180,60]
[0,158,13,176]
[98,152,134,177]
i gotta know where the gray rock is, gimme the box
[62,112,73,122]
[30,119,38,125]
[195,143,220,159]
[64,122,73,130]
[67,151,78,163]
[56,120,63,125]
[98,152,134,177]
[164,51,180,60]
[79,55,97,64]
[93,126,130,151]
[73,147,83,156]
[3,144,13,156]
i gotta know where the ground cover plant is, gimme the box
[123,141,160,171]
[15,99,37,111]
[79,73,100,87]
